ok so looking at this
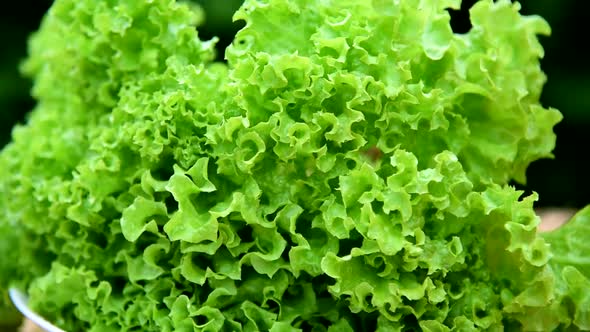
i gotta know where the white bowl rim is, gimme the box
[8,288,66,332]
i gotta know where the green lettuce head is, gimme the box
[1,0,588,331]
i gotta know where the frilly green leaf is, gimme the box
[0,0,581,330]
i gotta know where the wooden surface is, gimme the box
[19,320,42,332]
[536,208,576,232]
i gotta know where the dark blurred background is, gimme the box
[0,0,588,208]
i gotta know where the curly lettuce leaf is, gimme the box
[0,0,580,331]
[543,206,590,278]
[542,207,590,330]
[226,0,561,186]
